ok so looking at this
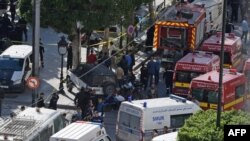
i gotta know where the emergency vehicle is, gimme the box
[200,32,243,70]
[189,69,247,111]
[116,95,201,141]
[50,121,111,141]
[173,51,220,97]
[0,107,66,141]
[153,0,222,64]
[243,58,250,99]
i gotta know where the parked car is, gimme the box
[67,64,116,95]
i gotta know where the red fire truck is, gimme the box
[189,69,247,111]
[173,51,220,97]
[200,32,243,70]
[153,0,222,64]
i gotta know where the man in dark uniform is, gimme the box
[230,0,240,22]
[40,39,45,68]
[67,44,73,70]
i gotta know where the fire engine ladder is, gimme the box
[0,116,41,140]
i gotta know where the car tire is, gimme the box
[103,82,116,96]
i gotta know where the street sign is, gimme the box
[127,25,134,36]
[27,77,40,90]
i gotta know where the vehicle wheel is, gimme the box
[103,82,116,95]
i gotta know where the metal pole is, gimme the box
[216,0,227,128]
[32,0,41,107]
[31,0,35,107]
[60,55,64,81]
[59,54,64,93]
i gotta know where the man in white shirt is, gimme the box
[241,17,249,43]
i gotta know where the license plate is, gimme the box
[0,85,9,88]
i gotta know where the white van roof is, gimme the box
[123,95,197,109]
[1,45,32,58]
[151,131,178,141]
[0,107,61,141]
[17,107,60,121]
[50,121,105,141]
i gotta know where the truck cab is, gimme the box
[173,51,219,97]
[189,69,247,111]
[0,45,32,92]
[200,33,243,71]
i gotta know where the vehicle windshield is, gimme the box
[0,57,24,71]
[213,52,231,64]
[192,88,218,104]
[160,27,187,49]
[118,111,141,134]
[176,71,202,83]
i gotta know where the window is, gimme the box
[192,88,204,101]
[192,88,218,103]
[171,114,192,128]
[118,111,140,130]
[176,71,201,83]
[0,58,24,71]
[39,126,53,141]
[235,84,245,99]
[207,91,218,104]
[160,27,187,49]
[53,115,65,133]
[213,52,231,64]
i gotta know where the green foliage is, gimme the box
[178,110,250,141]
[18,0,152,34]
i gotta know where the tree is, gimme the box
[18,0,151,68]
[178,110,250,141]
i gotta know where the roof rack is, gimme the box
[0,116,41,140]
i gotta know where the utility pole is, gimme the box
[32,0,41,107]
[216,0,227,128]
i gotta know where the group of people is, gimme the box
[36,92,59,110]
[0,0,28,43]
[73,87,103,122]
[226,0,249,43]
[140,57,175,98]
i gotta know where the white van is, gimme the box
[0,45,32,92]
[116,95,201,141]
[50,121,112,141]
[151,131,178,141]
[0,107,66,141]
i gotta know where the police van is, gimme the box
[50,121,112,141]
[0,107,66,141]
[0,45,32,92]
[116,95,201,141]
